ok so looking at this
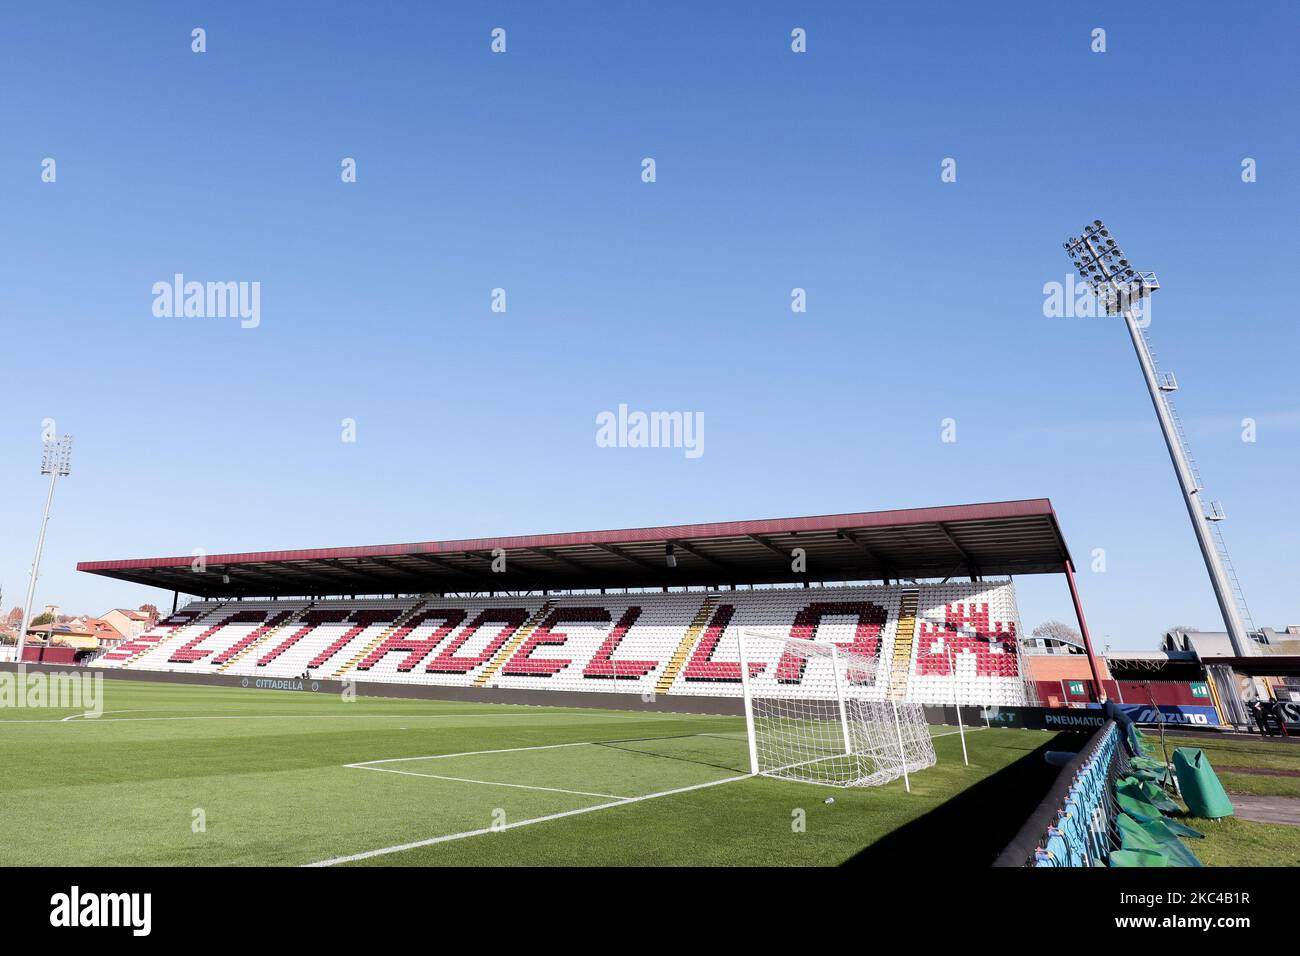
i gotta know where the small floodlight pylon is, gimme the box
[15,435,73,663]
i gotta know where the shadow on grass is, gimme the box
[844,731,1091,868]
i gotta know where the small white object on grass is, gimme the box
[824,797,835,805]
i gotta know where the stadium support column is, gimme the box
[1064,559,1107,703]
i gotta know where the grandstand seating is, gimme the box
[908,582,1027,705]
[92,582,1033,705]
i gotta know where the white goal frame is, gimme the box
[737,629,936,790]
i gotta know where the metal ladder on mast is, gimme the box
[1141,323,1258,639]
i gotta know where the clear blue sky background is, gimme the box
[1,1,1296,650]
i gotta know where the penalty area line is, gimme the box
[349,764,625,800]
[303,772,752,867]
[346,740,595,766]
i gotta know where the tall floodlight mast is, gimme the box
[15,435,73,663]
[1062,221,1256,709]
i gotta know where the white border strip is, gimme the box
[1,711,690,726]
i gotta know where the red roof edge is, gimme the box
[77,499,1058,573]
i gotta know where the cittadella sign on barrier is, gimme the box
[238,677,323,692]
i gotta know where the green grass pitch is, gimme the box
[3,679,1294,865]
[0,677,1066,866]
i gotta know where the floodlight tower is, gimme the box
[1062,222,1255,672]
[15,435,73,663]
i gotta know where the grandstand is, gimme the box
[91,582,1032,706]
[79,499,1095,710]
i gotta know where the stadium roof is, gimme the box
[77,498,1073,598]
[1200,656,1300,677]
[1104,651,1208,682]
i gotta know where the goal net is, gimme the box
[737,630,936,789]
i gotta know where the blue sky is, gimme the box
[1,1,1296,650]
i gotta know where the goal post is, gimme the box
[736,625,761,776]
[737,629,936,789]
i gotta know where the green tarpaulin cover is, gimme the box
[1110,848,1173,867]
[1115,789,1204,838]
[1116,775,1181,814]
[1172,747,1235,819]
[1116,812,1203,867]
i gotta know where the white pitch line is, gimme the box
[347,740,595,766]
[61,709,160,721]
[929,726,987,739]
[351,764,625,800]
[304,772,752,867]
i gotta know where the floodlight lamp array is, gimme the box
[40,435,73,477]
[1061,219,1156,315]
